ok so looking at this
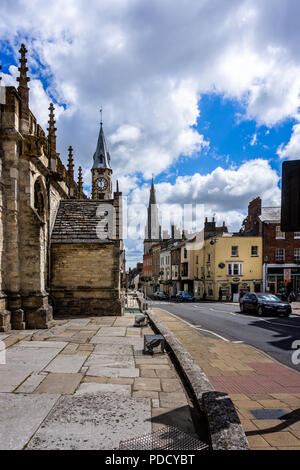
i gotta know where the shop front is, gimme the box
[266,266,300,296]
[217,279,262,301]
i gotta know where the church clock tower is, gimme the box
[91,116,112,200]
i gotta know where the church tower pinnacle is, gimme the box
[17,44,30,132]
[91,109,112,200]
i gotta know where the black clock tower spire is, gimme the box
[91,109,112,200]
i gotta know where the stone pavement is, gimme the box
[0,314,201,450]
[153,307,300,450]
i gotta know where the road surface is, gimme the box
[148,300,300,372]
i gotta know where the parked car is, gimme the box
[154,291,169,300]
[176,291,195,302]
[240,293,291,317]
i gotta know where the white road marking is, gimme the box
[232,341,244,344]
[154,308,231,342]
[193,326,231,342]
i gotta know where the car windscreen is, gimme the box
[257,294,280,302]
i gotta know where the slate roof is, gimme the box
[259,207,281,222]
[51,200,114,243]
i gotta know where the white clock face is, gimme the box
[96,177,108,191]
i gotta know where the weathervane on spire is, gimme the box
[100,106,103,125]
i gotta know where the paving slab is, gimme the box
[44,354,89,373]
[0,393,59,450]
[90,336,143,348]
[134,378,161,392]
[93,344,133,355]
[66,325,100,331]
[0,370,32,392]
[87,366,139,378]
[35,373,83,395]
[17,340,68,349]
[85,354,135,369]
[0,334,9,341]
[95,327,126,337]
[135,357,169,365]
[113,318,135,327]
[64,319,91,327]
[75,383,131,396]
[15,373,46,393]
[27,393,151,450]
[0,345,63,373]
[159,392,189,408]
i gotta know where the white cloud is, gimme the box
[123,158,280,265]
[2,0,297,265]
[109,125,141,144]
[277,118,300,160]
[1,0,300,178]
[250,133,257,146]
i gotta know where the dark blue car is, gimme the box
[176,291,195,302]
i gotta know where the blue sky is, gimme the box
[1,0,300,267]
[156,93,295,185]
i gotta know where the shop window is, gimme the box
[231,246,239,257]
[184,248,187,259]
[276,226,285,239]
[251,246,258,256]
[275,248,285,262]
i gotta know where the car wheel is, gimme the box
[257,306,264,317]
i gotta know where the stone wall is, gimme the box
[50,242,123,316]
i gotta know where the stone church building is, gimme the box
[0,45,124,332]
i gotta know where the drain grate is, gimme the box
[119,426,209,450]
[250,409,287,420]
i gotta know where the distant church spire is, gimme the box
[149,177,157,205]
[145,178,160,242]
[16,44,30,128]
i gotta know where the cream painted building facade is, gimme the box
[193,234,263,301]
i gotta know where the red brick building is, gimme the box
[245,197,300,296]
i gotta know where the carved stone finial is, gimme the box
[78,166,83,199]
